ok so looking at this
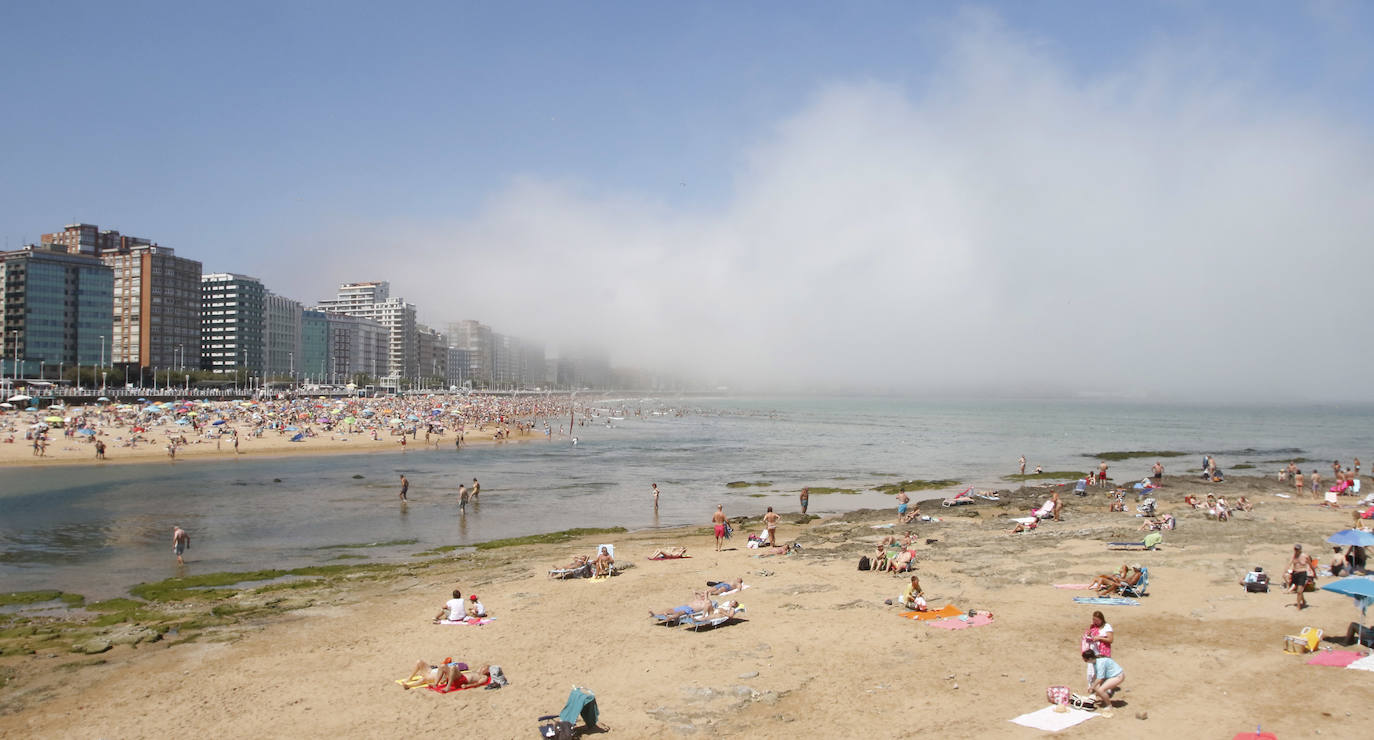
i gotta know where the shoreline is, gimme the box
[3,472,1370,736]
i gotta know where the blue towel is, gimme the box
[559,687,598,726]
[1073,596,1139,606]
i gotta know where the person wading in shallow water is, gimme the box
[172,526,190,565]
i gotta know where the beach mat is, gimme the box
[1054,584,1093,590]
[1008,705,1097,732]
[438,617,495,626]
[1307,650,1362,667]
[1346,655,1374,671]
[901,605,963,621]
[927,613,994,630]
[428,676,491,693]
[1073,596,1139,606]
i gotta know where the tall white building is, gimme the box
[314,281,416,386]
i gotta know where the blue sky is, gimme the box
[3,2,1373,396]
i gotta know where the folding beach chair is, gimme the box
[538,686,601,738]
[1283,627,1322,654]
[1120,567,1149,597]
[1073,479,1088,496]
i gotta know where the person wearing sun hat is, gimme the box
[466,593,487,618]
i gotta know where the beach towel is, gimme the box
[1073,596,1140,606]
[1008,706,1097,732]
[648,554,690,560]
[870,523,895,529]
[438,617,495,626]
[902,605,964,621]
[1346,655,1374,672]
[428,676,491,693]
[1054,584,1094,590]
[1306,650,1363,667]
[927,613,994,630]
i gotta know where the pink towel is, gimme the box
[1307,650,1363,667]
[1054,584,1093,590]
[928,614,994,630]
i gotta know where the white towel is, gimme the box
[1008,706,1098,732]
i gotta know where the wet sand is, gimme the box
[1,473,1369,738]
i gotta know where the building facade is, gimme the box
[42,223,152,257]
[103,243,202,369]
[0,244,113,377]
[323,312,387,382]
[200,273,265,376]
[264,293,303,380]
[314,282,416,385]
[300,310,330,384]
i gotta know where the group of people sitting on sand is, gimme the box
[551,546,617,577]
[432,588,490,623]
[1089,564,1143,595]
[1181,493,1247,520]
[871,534,918,573]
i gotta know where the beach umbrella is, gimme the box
[343,417,356,424]
[407,414,420,421]
[1328,530,1374,547]
[78,428,95,436]
[388,418,403,425]
[212,419,226,425]
[97,396,110,402]
[285,425,299,431]
[0,403,11,409]
[44,416,62,423]
[136,397,147,401]
[1322,577,1374,617]
[7,395,31,402]
[25,406,38,411]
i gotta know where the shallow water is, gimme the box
[3,397,1371,599]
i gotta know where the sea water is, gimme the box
[3,397,1371,599]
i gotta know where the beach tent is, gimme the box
[1328,530,1374,547]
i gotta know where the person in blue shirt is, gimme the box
[1082,649,1124,707]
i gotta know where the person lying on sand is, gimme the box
[652,594,714,618]
[404,657,465,690]
[1008,521,1036,534]
[650,547,688,559]
[705,577,743,595]
[592,546,615,576]
[758,542,800,557]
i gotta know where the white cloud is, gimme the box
[303,13,1374,400]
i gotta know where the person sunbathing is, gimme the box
[758,542,800,556]
[705,577,743,595]
[888,548,916,573]
[1138,517,1166,532]
[592,546,615,576]
[900,504,922,524]
[1090,565,1140,594]
[554,554,589,570]
[651,594,714,619]
[703,599,742,618]
[650,547,687,559]
[1008,521,1036,534]
[403,657,465,690]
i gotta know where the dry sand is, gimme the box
[1,475,1371,738]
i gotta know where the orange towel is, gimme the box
[900,605,964,621]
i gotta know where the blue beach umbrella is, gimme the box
[1321,577,1374,617]
[77,428,96,435]
[1328,530,1374,547]
[212,419,226,425]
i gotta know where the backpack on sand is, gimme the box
[858,556,871,571]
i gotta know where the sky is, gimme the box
[3,1,1373,400]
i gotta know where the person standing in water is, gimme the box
[799,487,809,514]
[172,526,191,565]
[399,474,409,502]
[458,483,469,513]
[470,478,480,502]
[652,483,660,510]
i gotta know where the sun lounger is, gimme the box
[942,486,974,507]
[682,607,745,631]
[651,605,696,626]
[1119,567,1149,597]
[975,492,1000,502]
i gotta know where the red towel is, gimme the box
[1306,650,1363,667]
[428,676,492,693]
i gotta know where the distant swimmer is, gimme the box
[399,474,409,502]
[172,525,190,565]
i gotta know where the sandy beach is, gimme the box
[2,473,1370,738]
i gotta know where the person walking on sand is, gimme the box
[800,487,809,515]
[712,505,727,551]
[399,474,409,502]
[764,506,780,547]
[652,482,660,510]
[172,526,190,565]
[1019,456,1026,476]
[1289,544,1313,609]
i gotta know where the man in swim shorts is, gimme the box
[712,505,727,551]
[895,491,910,521]
[399,474,409,502]
[172,525,190,565]
[1289,544,1312,609]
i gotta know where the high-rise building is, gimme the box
[200,273,265,376]
[264,293,303,379]
[300,310,330,384]
[447,347,472,388]
[0,244,113,377]
[314,281,416,385]
[103,242,201,369]
[447,320,493,387]
[415,324,447,388]
[323,312,387,382]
